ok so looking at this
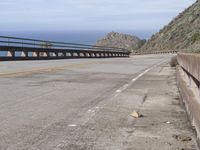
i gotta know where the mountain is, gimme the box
[95,32,146,52]
[140,0,200,53]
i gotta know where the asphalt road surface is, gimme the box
[0,55,177,150]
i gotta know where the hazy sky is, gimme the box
[0,0,195,31]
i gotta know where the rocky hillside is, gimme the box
[96,32,145,52]
[140,0,200,53]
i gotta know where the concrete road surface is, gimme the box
[0,55,197,150]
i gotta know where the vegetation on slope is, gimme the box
[140,0,200,53]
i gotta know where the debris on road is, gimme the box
[172,134,192,142]
[130,111,144,118]
[165,121,171,124]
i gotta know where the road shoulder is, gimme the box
[127,63,198,149]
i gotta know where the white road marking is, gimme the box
[81,60,167,128]
[115,68,150,93]
[68,124,77,127]
[116,90,122,93]
[123,84,129,89]
[88,109,95,113]
[114,93,120,97]
[115,61,166,94]
[132,78,137,82]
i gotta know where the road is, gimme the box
[0,54,186,150]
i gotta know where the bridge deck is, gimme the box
[0,55,197,149]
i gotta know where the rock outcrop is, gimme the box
[96,32,145,53]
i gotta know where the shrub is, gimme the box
[170,56,178,67]
[190,33,200,43]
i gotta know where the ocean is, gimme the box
[0,30,156,44]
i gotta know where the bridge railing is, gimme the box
[134,50,178,55]
[177,53,200,141]
[0,36,129,53]
[0,36,130,60]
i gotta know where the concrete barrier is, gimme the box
[134,50,177,55]
[177,53,200,143]
[177,53,200,82]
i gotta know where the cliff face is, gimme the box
[96,32,145,52]
[140,1,200,53]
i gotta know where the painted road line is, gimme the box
[115,60,167,94]
[68,124,77,127]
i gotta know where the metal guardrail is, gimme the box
[0,36,130,61]
[134,50,178,55]
[0,36,129,53]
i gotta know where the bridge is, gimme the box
[0,53,198,149]
[0,36,130,61]
[0,36,198,149]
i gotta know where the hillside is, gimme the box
[140,0,200,53]
[96,32,145,52]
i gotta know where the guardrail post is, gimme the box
[21,51,28,58]
[46,52,50,57]
[33,52,39,57]
[55,52,58,57]
[7,50,14,57]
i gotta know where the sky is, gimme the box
[0,0,196,32]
